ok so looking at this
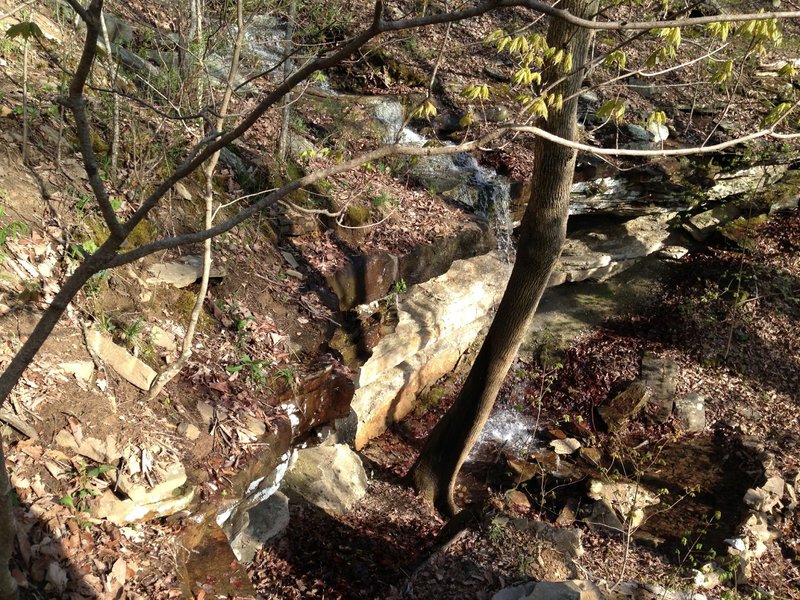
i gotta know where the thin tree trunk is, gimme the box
[0,441,16,600]
[278,0,297,163]
[147,0,245,400]
[409,0,597,517]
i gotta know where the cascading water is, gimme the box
[373,99,515,263]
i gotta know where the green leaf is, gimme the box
[6,21,43,40]
[60,495,75,509]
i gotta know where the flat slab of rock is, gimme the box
[639,353,679,422]
[146,255,225,288]
[282,444,367,515]
[597,382,650,432]
[86,329,156,390]
[526,580,602,600]
[550,213,675,286]
[683,203,741,241]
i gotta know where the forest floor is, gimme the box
[245,209,800,600]
[0,0,799,598]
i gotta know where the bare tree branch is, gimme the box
[107,129,509,268]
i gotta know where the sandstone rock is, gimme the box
[492,582,536,600]
[526,579,602,600]
[149,325,177,352]
[54,430,121,464]
[587,499,625,534]
[282,444,367,515]
[91,487,194,525]
[177,422,201,440]
[173,181,192,201]
[553,214,674,286]
[117,461,187,504]
[511,518,584,558]
[59,360,94,383]
[598,382,650,432]
[228,492,290,563]
[550,438,582,455]
[145,255,225,288]
[350,253,511,448]
[683,204,741,241]
[675,392,705,432]
[85,329,156,390]
[588,479,660,528]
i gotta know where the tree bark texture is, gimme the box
[410,0,597,516]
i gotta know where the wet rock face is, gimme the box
[326,220,495,311]
[276,361,355,439]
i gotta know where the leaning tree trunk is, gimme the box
[410,0,597,517]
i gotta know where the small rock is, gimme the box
[243,416,266,438]
[555,497,579,527]
[492,582,536,600]
[527,579,602,600]
[684,204,741,242]
[625,123,651,141]
[285,269,304,279]
[505,489,531,511]
[675,392,706,432]
[149,326,177,352]
[196,401,215,425]
[550,438,582,455]
[587,499,625,534]
[117,462,187,504]
[60,360,94,383]
[281,251,300,269]
[659,245,689,260]
[639,352,678,422]
[173,182,192,201]
[177,422,201,441]
[91,487,195,525]
[578,447,602,467]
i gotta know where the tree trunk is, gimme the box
[409,0,597,517]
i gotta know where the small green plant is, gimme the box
[0,207,31,256]
[226,354,272,386]
[274,366,296,387]
[61,462,115,516]
[392,278,408,295]
[486,516,507,543]
[94,311,116,334]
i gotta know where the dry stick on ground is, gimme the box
[147,0,247,402]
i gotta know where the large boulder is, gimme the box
[282,444,368,515]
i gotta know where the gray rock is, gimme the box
[639,353,679,422]
[85,329,156,390]
[101,13,134,46]
[625,124,651,141]
[526,580,602,600]
[627,77,656,99]
[146,255,226,288]
[492,582,536,600]
[511,519,584,557]
[228,492,290,563]
[674,392,705,432]
[283,444,368,515]
[553,213,675,286]
[587,499,625,534]
[683,204,742,241]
